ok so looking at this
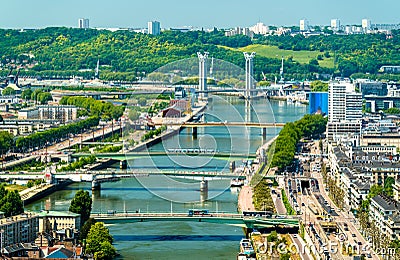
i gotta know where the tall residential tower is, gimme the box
[148,21,161,35]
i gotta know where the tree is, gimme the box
[2,87,16,96]
[384,177,395,197]
[310,80,328,92]
[69,190,92,225]
[138,97,147,106]
[0,131,14,153]
[128,109,140,121]
[37,92,53,104]
[86,222,116,260]
[0,189,24,217]
[21,89,33,100]
[80,218,96,241]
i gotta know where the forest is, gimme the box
[0,27,399,82]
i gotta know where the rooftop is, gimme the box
[36,210,80,218]
[371,194,400,211]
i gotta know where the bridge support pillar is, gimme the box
[200,179,208,192]
[192,127,198,138]
[120,160,127,169]
[92,180,101,191]
[262,127,267,139]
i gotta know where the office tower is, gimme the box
[78,18,89,29]
[148,21,161,35]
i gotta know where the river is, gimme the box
[25,96,307,259]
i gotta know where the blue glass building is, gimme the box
[309,92,328,115]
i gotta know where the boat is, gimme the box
[230,178,245,187]
[239,238,255,256]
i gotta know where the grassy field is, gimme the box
[4,184,27,192]
[224,44,335,68]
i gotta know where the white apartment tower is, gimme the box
[300,19,309,31]
[331,19,341,31]
[78,18,90,29]
[328,82,362,123]
[148,21,161,35]
[362,19,372,31]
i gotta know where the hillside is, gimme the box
[1,28,400,82]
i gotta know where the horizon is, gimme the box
[1,0,399,29]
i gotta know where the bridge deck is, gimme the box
[92,212,299,227]
[154,122,285,127]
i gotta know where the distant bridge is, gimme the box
[155,122,285,128]
[92,212,299,228]
[73,151,257,160]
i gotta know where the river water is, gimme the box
[25,97,307,259]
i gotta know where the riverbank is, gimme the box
[127,101,207,152]
[238,134,279,213]
[20,180,73,205]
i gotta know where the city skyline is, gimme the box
[1,0,399,29]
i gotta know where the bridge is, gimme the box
[92,212,299,229]
[155,121,285,138]
[72,151,257,160]
[155,122,285,128]
[0,170,243,191]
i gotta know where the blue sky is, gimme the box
[1,0,398,29]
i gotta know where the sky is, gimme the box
[1,0,399,29]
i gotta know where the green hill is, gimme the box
[238,44,335,69]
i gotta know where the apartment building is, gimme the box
[0,212,39,249]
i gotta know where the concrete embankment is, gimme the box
[129,103,207,152]
[21,180,72,205]
[238,134,279,213]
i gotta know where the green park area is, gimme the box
[238,44,335,68]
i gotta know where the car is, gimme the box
[293,234,298,238]
[367,253,372,258]
[301,202,305,206]
[352,234,356,237]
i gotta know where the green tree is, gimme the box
[2,87,16,96]
[138,97,147,106]
[69,190,92,225]
[21,89,33,100]
[37,92,53,104]
[384,177,395,197]
[128,109,140,121]
[0,189,24,217]
[86,222,116,260]
[0,131,14,153]
[310,80,328,92]
[80,218,96,241]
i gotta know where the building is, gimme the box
[18,105,77,123]
[37,211,81,233]
[327,81,362,141]
[328,82,346,122]
[309,92,328,115]
[148,21,161,35]
[369,195,400,240]
[0,212,39,249]
[354,79,387,97]
[225,27,253,37]
[0,95,20,104]
[362,19,371,32]
[249,22,269,35]
[330,19,341,31]
[0,119,60,135]
[78,18,89,29]
[345,92,362,122]
[299,19,309,31]
[379,66,400,74]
